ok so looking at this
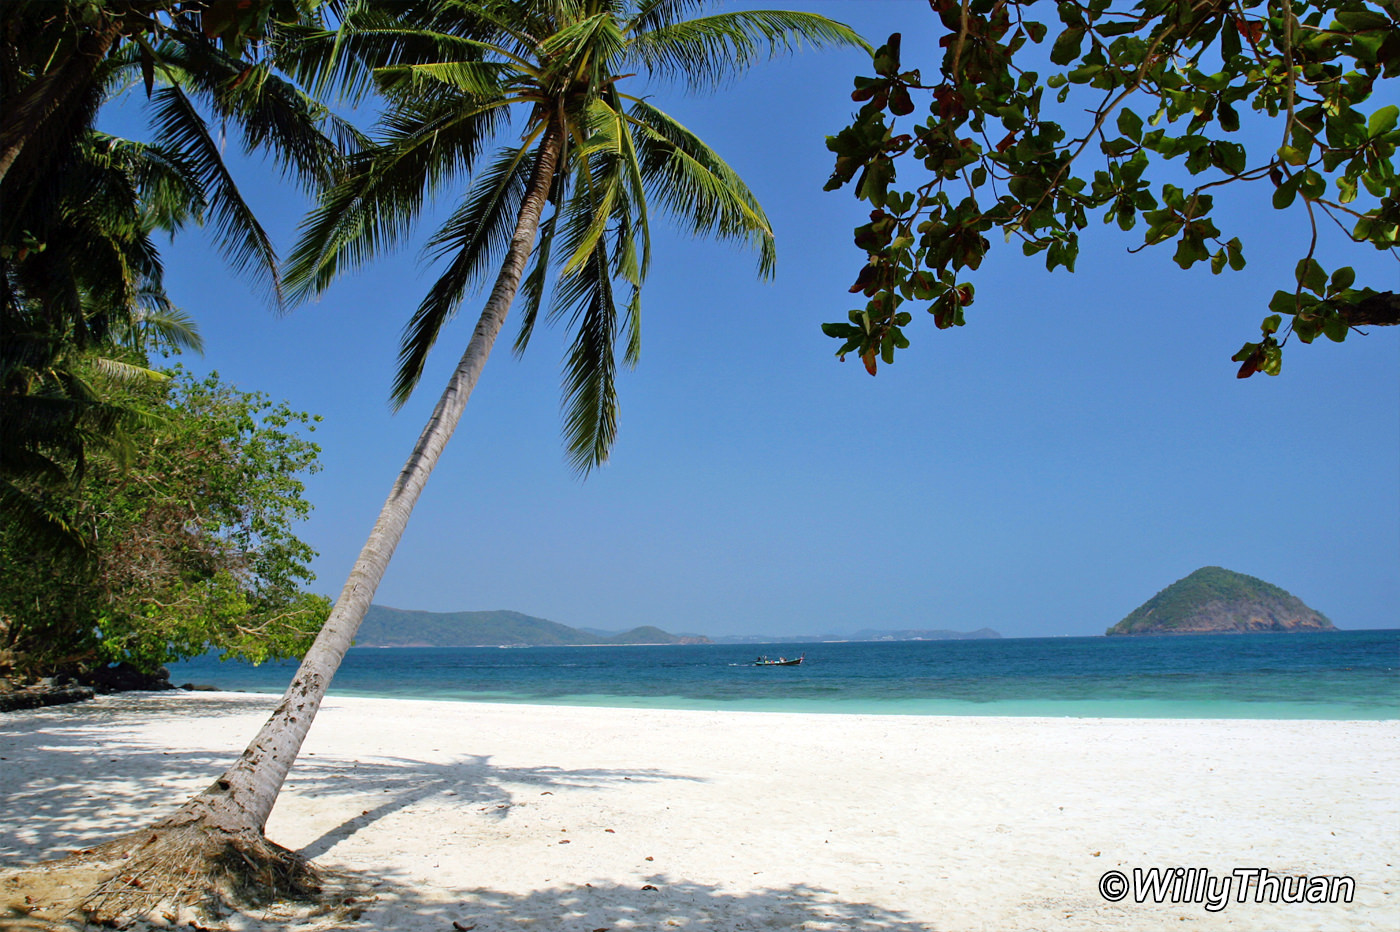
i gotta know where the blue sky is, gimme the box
[117,1,1397,638]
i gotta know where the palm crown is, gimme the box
[288,0,866,471]
[1,1,340,545]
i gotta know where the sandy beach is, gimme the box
[2,692,1396,931]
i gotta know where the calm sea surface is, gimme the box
[168,629,1400,719]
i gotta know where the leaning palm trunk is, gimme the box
[181,120,560,831]
[28,123,564,925]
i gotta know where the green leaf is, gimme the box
[1226,238,1245,271]
[1268,290,1297,316]
[1293,316,1320,343]
[1050,28,1085,66]
[1367,105,1399,138]
[1117,109,1143,143]
[890,85,915,116]
[1329,266,1356,294]
[1295,258,1327,295]
[1322,313,1349,343]
[873,33,902,76]
[1261,342,1282,376]
[1260,314,1282,335]
[1336,11,1392,32]
[1299,170,1325,199]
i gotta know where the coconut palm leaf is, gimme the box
[627,97,775,277]
[628,10,869,90]
[556,236,620,473]
[145,82,280,301]
[393,140,538,404]
[513,167,568,355]
[286,96,509,301]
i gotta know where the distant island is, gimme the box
[1106,566,1336,636]
[710,628,1001,644]
[356,606,710,648]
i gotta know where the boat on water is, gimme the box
[754,654,804,666]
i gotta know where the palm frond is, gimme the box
[130,297,204,355]
[374,60,518,97]
[514,163,569,356]
[0,481,88,553]
[391,140,537,405]
[146,84,281,303]
[88,355,171,385]
[627,10,869,91]
[627,99,775,277]
[285,99,509,303]
[147,39,343,191]
[555,237,619,476]
[280,5,533,104]
[626,0,709,36]
[607,87,652,281]
[621,283,642,366]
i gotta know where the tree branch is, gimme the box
[1337,291,1400,327]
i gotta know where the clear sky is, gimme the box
[114,1,1398,639]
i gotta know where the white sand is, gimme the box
[2,692,1396,931]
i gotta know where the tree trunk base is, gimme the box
[1,819,367,929]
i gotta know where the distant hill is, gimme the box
[356,606,709,647]
[848,627,1001,641]
[711,627,1001,644]
[1106,567,1336,636]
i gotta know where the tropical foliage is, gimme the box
[0,368,329,679]
[0,130,204,546]
[0,0,343,542]
[286,0,864,470]
[822,0,1398,377]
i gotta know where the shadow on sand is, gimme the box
[2,695,942,930]
[349,873,941,931]
[284,751,701,860]
[0,694,697,865]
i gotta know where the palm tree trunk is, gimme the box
[169,120,565,836]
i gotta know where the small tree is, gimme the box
[0,367,329,680]
[822,0,1397,377]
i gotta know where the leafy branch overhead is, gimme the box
[822,0,1398,377]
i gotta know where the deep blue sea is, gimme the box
[168,630,1400,719]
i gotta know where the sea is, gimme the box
[167,629,1400,720]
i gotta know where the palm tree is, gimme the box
[50,0,865,919]
[1,0,344,544]
[1,130,204,548]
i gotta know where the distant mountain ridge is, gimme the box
[356,606,709,647]
[1106,567,1335,636]
[710,627,1001,644]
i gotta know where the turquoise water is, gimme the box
[168,629,1400,719]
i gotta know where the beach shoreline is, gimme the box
[3,691,1396,930]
